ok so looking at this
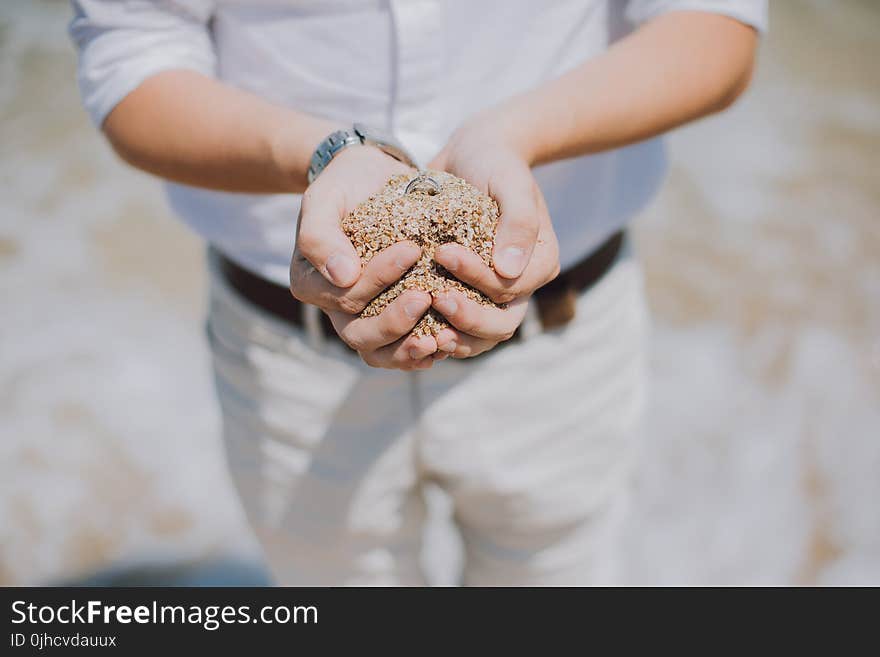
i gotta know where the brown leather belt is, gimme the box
[219,230,623,345]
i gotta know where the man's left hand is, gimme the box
[428,118,560,358]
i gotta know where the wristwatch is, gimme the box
[307,123,420,183]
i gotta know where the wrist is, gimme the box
[301,122,420,185]
[269,115,342,192]
[464,103,541,166]
[323,141,412,176]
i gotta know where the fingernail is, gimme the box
[394,243,419,271]
[404,299,425,320]
[440,341,457,353]
[440,249,460,272]
[496,246,527,277]
[325,252,359,286]
[434,293,457,315]
[408,347,422,360]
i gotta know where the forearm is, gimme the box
[102,70,337,193]
[490,12,758,165]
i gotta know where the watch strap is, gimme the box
[307,124,419,183]
[307,129,362,183]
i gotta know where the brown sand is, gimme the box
[342,171,501,336]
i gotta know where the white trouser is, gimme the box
[206,243,648,585]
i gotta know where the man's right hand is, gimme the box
[289,146,444,370]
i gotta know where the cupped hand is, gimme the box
[428,120,560,358]
[289,146,441,369]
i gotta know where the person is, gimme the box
[70,0,765,585]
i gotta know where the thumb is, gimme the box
[295,187,361,288]
[490,168,539,279]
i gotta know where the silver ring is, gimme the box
[404,174,440,196]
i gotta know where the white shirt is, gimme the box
[70,0,767,286]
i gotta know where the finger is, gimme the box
[434,327,497,359]
[292,241,421,314]
[295,187,361,287]
[435,243,523,304]
[434,327,460,354]
[489,169,539,278]
[436,240,557,305]
[431,289,528,341]
[364,334,438,370]
[329,290,431,351]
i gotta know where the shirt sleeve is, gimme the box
[69,0,217,127]
[625,0,768,34]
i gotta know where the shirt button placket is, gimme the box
[389,0,444,166]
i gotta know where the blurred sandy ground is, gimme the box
[1,1,878,585]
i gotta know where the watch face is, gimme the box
[309,125,417,182]
[353,122,369,140]
[354,124,419,169]
[355,123,391,144]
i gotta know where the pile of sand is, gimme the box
[342,171,501,336]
